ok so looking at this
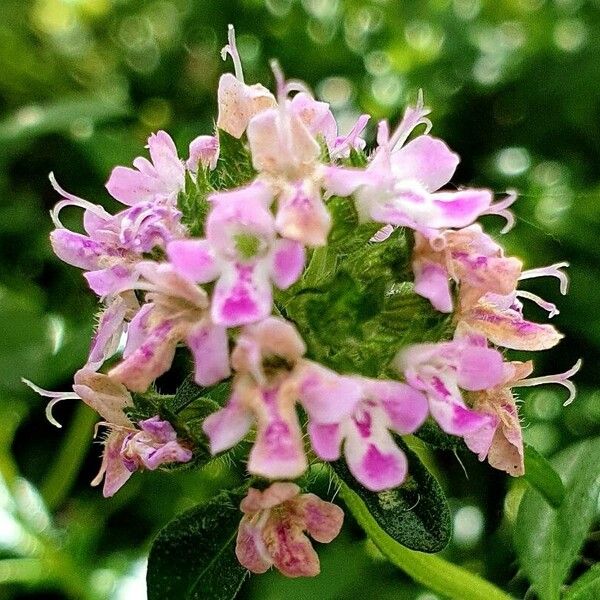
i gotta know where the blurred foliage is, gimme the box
[0,0,599,598]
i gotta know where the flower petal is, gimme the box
[298,494,344,544]
[84,265,138,297]
[391,135,459,192]
[428,189,493,229]
[266,524,321,578]
[87,296,131,370]
[92,430,132,498]
[50,229,106,270]
[186,322,231,386]
[413,259,452,313]
[147,130,185,193]
[202,393,253,455]
[167,239,220,283]
[297,362,362,424]
[344,421,408,492]
[109,320,179,392]
[106,166,155,205]
[235,517,273,574]
[308,422,343,461]
[211,262,272,327]
[463,302,563,350]
[269,238,305,289]
[275,181,331,247]
[363,379,429,434]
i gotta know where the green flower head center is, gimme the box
[234,232,262,260]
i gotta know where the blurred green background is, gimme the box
[0,0,599,598]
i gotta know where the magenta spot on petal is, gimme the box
[352,407,372,438]
[362,444,403,486]
[431,376,451,398]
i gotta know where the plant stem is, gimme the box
[339,480,514,600]
[41,403,97,511]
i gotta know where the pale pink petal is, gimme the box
[269,238,305,289]
[211,262,272,327]
[428,189,493,229]
[488,399,524,476]
[187,135,219,171]
[391,135,459,192]
[50,229,106,270]
[413,259,452,313]
[297,362,361,424]
[298,494,344,543]
[241,483,301,513]
[123,303,154,358]
[147,130,185,192]
[84,265,138,297]
[290,92,337,143]
[236,517,273,574]
[321,165,373,197]
[308,422,343,461]
[167,239,220,284]
[73,369,132,426]
[92,430,133,498]
[106,166,155,205]
[217,73,276,138]
[463,413,499,459]
[344,423,408,492]
[456,345,505,391]
[275,182,331,247]
[202,394,253,454]
[267,524,321,578]
[248,387,307,479]
[463,303,563,350]
[108,320,179,392]
[363,380,429,434]
[247,107,320,175]
[88,296,130,370]
[186,322,231,386]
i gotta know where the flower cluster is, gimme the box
[26,26,580,578]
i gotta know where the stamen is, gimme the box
[389,89,432,150]
[513,359,582,406]
[221,24,244,82]
[516,290,559,318]
[482,190,517,234]
[520,262,570,295]
[22,378,80,428]
[49,173,111,229]
[330,114,370,160]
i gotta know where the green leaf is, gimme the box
[331,438,451,553]
[564,564,600,600]
[515,437,600,600]
[338,479,513,600]
[147,488,248,600]
[522,443,566,508]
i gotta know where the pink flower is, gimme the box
[167,182,305,327]
[412,224,522,313]
[187,135,219,172]
[87,293,139,371]
[305,375,428,491]
[236,482,343,577]
[459,292,564,351]
[245,65,337,246]
[108,262,230,392]
[324,94,502,235]
[395,332,505,436]
[49,174,184,297]
[290,92,369,159]
[216,25,276,138]
[23,370,189,496]
[464,358,581,475]
[119,416,193,472]
[202,317,360,479]
[105,131,186,206]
